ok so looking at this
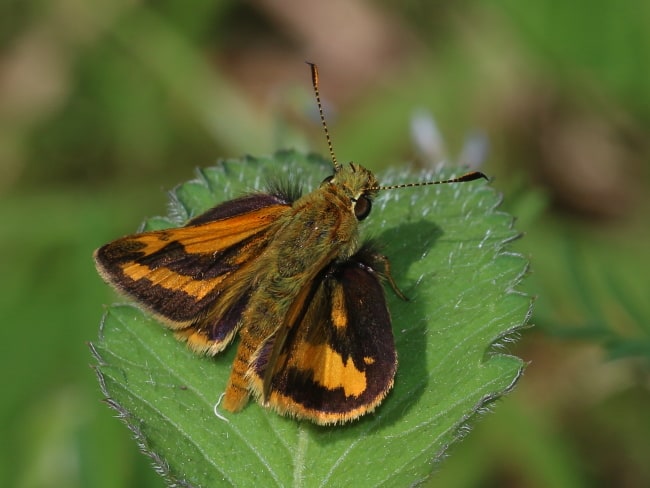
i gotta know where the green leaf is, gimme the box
[91,150,531,487]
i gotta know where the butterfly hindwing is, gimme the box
[248,244,397,424]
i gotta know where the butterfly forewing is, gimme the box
[94,194,293,351]
[248,246,396,424]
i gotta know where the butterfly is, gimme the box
[94,63,487,425]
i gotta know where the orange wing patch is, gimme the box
[119,261,227,302]
[295,343,367,398]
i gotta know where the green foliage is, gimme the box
[91,151,530,487]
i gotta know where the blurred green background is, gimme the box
[1,1,649,487]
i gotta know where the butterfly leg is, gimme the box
[354,244,409,301]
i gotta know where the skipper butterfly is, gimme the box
[94,63,487,424]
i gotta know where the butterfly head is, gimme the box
[322,162,379,221]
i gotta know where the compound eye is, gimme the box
[321,175,334,185]
[354,195,372,220]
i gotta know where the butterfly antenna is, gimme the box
[307,62,341,171]
[373,170,489,191]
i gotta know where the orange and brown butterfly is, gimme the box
[94,62,487,425]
